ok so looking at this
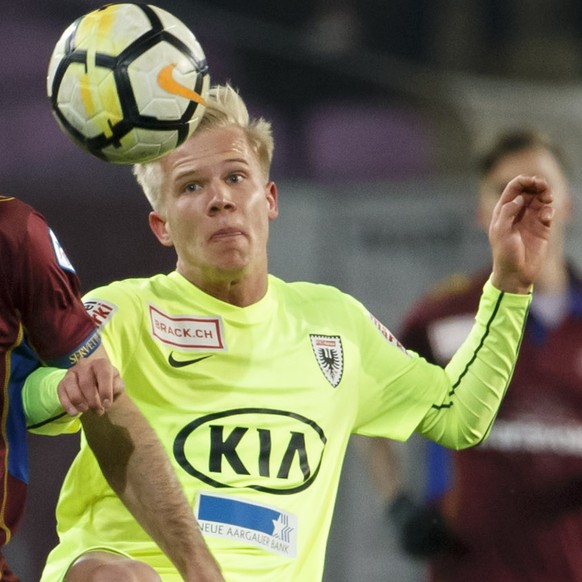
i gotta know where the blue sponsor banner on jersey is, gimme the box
[197,492,297,557]
[199,492,279,534]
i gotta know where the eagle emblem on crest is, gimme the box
[310,334,344,388]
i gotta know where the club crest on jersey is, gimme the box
[310,334,344,388]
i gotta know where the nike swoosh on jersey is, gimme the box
[157,64,207,105]
[168,353,213,368]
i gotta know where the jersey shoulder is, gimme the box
[0,196,60,269]
[272,277,358,311]
[0,196,36,242]
[0,195,28,214]
[83,275,162,324]
[87,274,167,298]
[269,277,371,334]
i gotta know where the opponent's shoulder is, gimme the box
[426,272,476,300]
[0,194,25,211]
[0,196,46,223]
[0,196,40,239]
[403,271,487,328]
[422,271,486,307]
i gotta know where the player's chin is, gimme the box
[210,234,251,254]
[212,250,253,273]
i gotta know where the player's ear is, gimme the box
[560,187,575,224]
[149,211,174,247]
[266,181,279,221]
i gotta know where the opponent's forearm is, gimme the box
[418,278,531,449]
[81,393,224,581]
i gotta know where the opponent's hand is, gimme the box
[388,493,465,558]
[58,357,125,416]
[489,174,554,293]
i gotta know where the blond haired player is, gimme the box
[27,85,553,581]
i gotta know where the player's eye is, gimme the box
[227,173,244,184]
[485,181,507,197]
[184,182,202,193]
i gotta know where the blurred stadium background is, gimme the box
[4,1,582,579]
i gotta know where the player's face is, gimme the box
[149,125,278,293]
[477,148,572,231]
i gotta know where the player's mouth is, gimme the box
[210,227,245,241]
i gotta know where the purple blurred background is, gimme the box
[4,1,582,579]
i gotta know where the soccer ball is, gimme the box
[47,3,210,164]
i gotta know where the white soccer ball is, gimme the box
[47,3,210,164]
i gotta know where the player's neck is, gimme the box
[179,265,269,307]
[205,279,268,307]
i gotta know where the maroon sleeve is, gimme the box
[398,303,438,363]
[398,272,489,365]
[9,201,99,365]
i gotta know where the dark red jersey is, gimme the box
[400,268,582,582]
[0,196,100,550]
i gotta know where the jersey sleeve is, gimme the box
[23,367,81,435]
[352,278,531,447]
[82,282,144,375]
[350,295,448,440]
[418,279,530,448]
[15,210,100,365]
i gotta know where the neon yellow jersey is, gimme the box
[40,272,530,581]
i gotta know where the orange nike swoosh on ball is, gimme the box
[157,64,207,105]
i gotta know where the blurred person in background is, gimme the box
[1,195,222,581]
[369,129,582,582]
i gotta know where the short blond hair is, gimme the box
[133,84,274,211]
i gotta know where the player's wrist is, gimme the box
[490,271,534,295]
